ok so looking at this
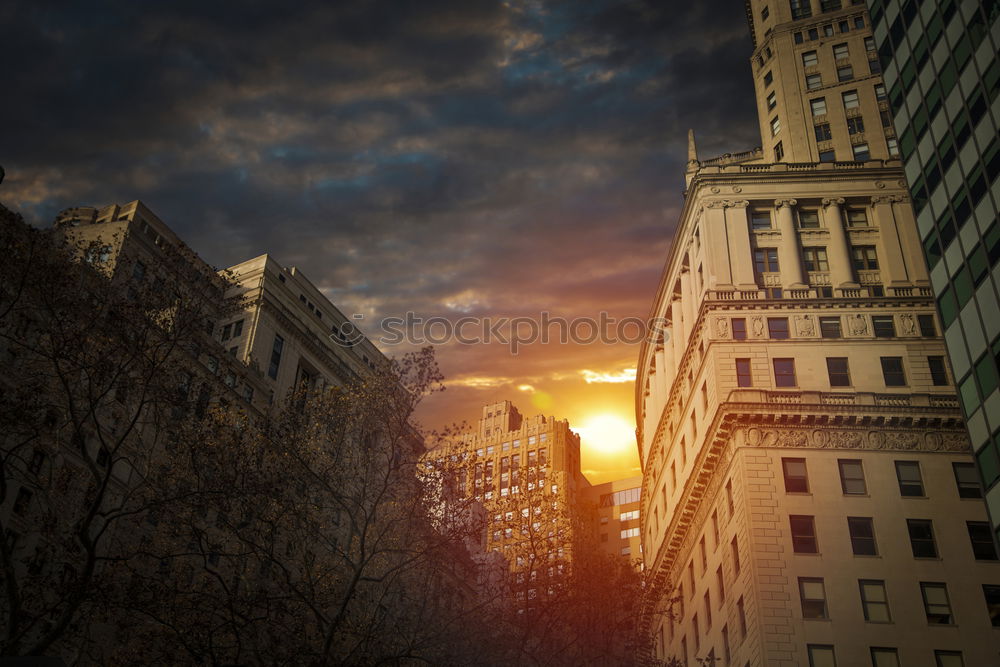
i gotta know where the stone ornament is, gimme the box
[774,198,798,208]
[821,197,846,207]
[715,318,729,338]
[751,315,765,337]
[737,426,967,453]
[795,315,815,336]
[848,313,869,336]
[900,313,916,335]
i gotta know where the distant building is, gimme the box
[422,401,590,609]
[584,476,643,562]
[635,2,1000,665]
[865,0,1000,538]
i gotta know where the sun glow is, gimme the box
[575,413,635,454]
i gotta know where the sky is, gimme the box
[0,0,761,483]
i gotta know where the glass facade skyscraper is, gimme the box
[866,0,1000,535]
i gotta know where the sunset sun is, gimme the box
[576,413,635,455]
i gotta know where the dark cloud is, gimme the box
[0,0,761,473]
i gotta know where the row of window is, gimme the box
[781,458,981,499]
[809,644,969,667]
[799,576,1000,627]
[736,353,947,388]
[473,434,548,457]
[731,313,936,340]
[790,5,867,36]
[753,244,879,274]
[804,56,881,90]
[750,204,871,229]
[788,513,996,561]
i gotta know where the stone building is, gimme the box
[636,2,1000,665]
[865,0,1000,538]
[585,476,643,563]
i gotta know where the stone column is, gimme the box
[703,202,732,289]
[655,344,671,398]
[822,197,857,288]
[872,194,913,288]
[774,199,806,288]
[671,297,685,370]
[725,200,757,289]
[680,270,694,340]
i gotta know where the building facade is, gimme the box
[865,0,1000,538]
[636,3,1000,665]
[423,401,590,608]
[585,476,643,562]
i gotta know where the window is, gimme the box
[846,208,868,227]
[814,123,832,141]
[221,323,232,341]
[790,0,812,19]
[808,645,836,667]
[917,314,936,336]
[868,58,881,74]
[732,536,741,575]
[934,651,964,667]
[952,463,982,498]
[886,138,899,157]
[880,357,905,386]
[798,210,820,229]
[806,73,822,90]
[871,316,895,337]
[717,565,725,601]
[819,148,836,162]
[770,116,781,136]
[231,320,244,337]
[767,318,789,339]
[790,515,818,553]
[833,43,849,59]
[842,90,859,109]
[848,517,877,555]
[847,116,865,134]
[852,143,871,161]
[750,209,772,230]
[754,248,779,272]
[908,519,938,558]
[761,5,769,20]
[268,334,284,380]
[826,358,851,387]
[774,141,784,161]
[851,245,878,271]
[737,596,747,637]
[839,460,866,494]
[860,580,891,621]
[782,458,809,492]
[802,247,828,270]
[819,317,841,338]
[802,50,818,67]
[621,527,640,539]
[968,522,998,560]
[871,648,900,667]
[984,585,1000,627]
[810,98,827,117]
[732,318,747,340]
[837,65,854,81]
[895,461,923,496]
[879,109,893,128]
[764,70,773,86]
[924,356,948,385]
[736,359,753,387]
[773,358,796,387]
[796,577,826,619]
[766,91,776,110]
[704,590,712,627]
[921,583,952,623]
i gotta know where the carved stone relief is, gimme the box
[900,313,916,335]
[848,313,869,336]
[715,317,729,338]
[795,315,815,337]
[751,315,765,338]
[736,426,968,453]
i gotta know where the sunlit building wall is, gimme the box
[585,476,644,562]
[864,0,1000,539]
[635,2,1000,665]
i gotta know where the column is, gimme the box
[822,197,856,288]
[656,344,671,397]
[872,194,913,287]
[774,199,806,289]
[725,200,757,289]
[703,202,733,289]
[680,270,694,341]
[671,297,685,370]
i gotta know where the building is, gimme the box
[635,2,1000,665]
[585,476,643,562]
[864,0,1000,538]
[422,401,590,608]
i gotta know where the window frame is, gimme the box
[838,459,866,494]
[782,457,809,493]
[907,519,938,558]
[736,358,753,387]
[921,582,953,624]
[799,577,828,619]
[895,461,924,496]
[860,579,891,622]
[881,357,906,387]
[773,358,797,387]
[848,516,878,555]
[790,514,818,553]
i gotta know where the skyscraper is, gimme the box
[865,0,1000,539]
[636,2,1000,665]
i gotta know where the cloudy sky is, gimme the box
[1,0,761,482]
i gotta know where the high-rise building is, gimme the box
[585,476,643,562]
[422,401,590,608]
[636,3,1000,665]
[864,0,1000,538]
